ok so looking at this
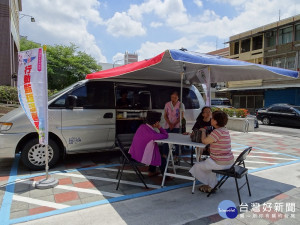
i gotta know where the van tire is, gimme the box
[21,138,60,170]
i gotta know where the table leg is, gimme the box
[161,145,172,188]
[196,147,203,162]
[191,146,194,165]
[169,144,176,174]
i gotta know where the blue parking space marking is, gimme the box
[0,154,20,225]
[8,179,195,225]
[3,144,300,225]
[231,142,300,173]
[17,163,121,181]
[248,159,300,173]
[232,142,300,159]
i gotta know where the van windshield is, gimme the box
[48,81,84,101]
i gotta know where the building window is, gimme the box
[295,24,300,41]
[233,95,264,113]
[234,41,239,54]
[271,57,295,70]
[241,39,250,53]
[278,26,292,44]
[252,35,263,50]
[286,57,295,70]
[265,30,277,47]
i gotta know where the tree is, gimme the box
[20,38,102,90]
[20,37,41,51]
[46,43,101,90]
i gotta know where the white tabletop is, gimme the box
[155,133,205,148]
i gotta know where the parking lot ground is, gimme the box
[0,130,300,225]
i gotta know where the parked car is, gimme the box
[256,104,300,126]
[211,98,232,108]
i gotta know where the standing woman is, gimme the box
[189,111,234,193]
[163,91,185,159]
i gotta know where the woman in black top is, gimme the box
[190,106,213,158]
[192,106,213,131]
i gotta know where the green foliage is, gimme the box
[48,89,58,97]
[20,37,41,51]
[235,108,249,118]
[47,43,102,90]
[0,86,18,104]
[222,108,235,117]
[20,39,102,90]
[211,107,220,112]
[0,86,58,104]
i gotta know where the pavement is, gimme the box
[0,130,300,225]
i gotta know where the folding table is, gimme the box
[155,133,205,193]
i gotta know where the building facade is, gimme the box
[219,14,300,113]
[0,0,21,86]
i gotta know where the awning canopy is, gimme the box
[86,49,299,84]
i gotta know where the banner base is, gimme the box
[35,177,58,189]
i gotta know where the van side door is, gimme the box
[61,81,115,152]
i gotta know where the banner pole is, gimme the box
[45,145,49,179]
[43,45,49,180]
[35,45,58,189]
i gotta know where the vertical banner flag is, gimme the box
[17,48,48,145]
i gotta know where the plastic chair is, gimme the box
[115,135,148,190]
[207,147,252,204]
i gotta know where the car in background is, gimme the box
[256,104,300,127]
[211,98,232,108]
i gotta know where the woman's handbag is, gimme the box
[191,129,202,143]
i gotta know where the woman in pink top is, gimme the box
[163,91,185,159]
[189,111,234,193]
[129,111,169,176]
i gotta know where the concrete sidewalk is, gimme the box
[16,162,300,225]
[15,129,300,225]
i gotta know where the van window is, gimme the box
[49,81,114,109]
[150,85,199,109]
[116,87,150,110]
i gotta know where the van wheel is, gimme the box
[262,117,271,125]
[21,138,60,170]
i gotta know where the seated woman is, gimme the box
[192,106,213,132]
[129,111,169,176]
[190,106,213,157]
[189,110,234,193]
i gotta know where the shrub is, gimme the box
[235,108,249,118]
[0,86,18,104]
[0,86,58,104]
[222,108,235,117]
[211,107,220,112]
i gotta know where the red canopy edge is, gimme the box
[85,51,166,79]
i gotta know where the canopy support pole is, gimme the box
[180,72,183,133]
[207,66,211,106]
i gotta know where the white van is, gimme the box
[0,78,204,170]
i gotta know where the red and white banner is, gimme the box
[17,48,48,145]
